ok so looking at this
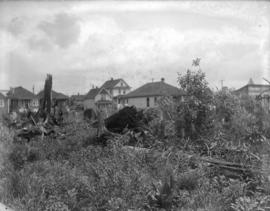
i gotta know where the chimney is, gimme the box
[111,77,113,81]
[248,78,254,85]
[32,85,35,94]
[10,87,14,95]
[161,78,165,82]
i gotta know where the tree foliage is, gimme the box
[177,67,214,139]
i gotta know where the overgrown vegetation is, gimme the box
[1,63,270,210]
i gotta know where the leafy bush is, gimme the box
[177,68,214,139]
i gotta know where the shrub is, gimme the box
[176,170,199,191]
[8,144,28,170]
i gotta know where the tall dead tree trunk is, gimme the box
[42,74,52,116]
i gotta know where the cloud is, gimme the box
[7,52,44,90]
[6,17,26,36]
[0,1,269,94]
[27,36,54,52]
[38,13,80,49]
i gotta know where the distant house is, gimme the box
[122,78,183,108]
[6,86,39,113]
[0,92,8,117]
[234,78,270,110]
[70,93,85,109]
[234,78,270,97]
[83,87,114,111]
[37,90,69,107]
[100,78,131,102]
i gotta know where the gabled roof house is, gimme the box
[234,78,270,111]
[6,86,39,112]
[122,78,184,108]
[234,78,270,97]
[7,86,36,100]
[100,78,131,97]
[83,87,113,110]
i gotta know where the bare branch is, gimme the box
[263,77,270,85]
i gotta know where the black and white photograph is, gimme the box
[0,1,270,210]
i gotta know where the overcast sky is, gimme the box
[0,1,269,95]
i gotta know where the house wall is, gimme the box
[236,85,270,112]
[9,99,39,113]
[107,80,131,97]
[127,96,158,108]
[31,99,39,108]
[109,87,130,96]
[95,93,112,101]
[248,86,270,96]
[235,85,270,97]
[235,86,249,97]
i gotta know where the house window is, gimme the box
[0,99,4,108]
[146,97,150,107]
[101,94,106,100]
[119,89,121,94]
[123,90,126,94]
[154,97,157,105]
[32,99,38,106]
[121,82,123,86]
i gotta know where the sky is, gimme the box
[0,1,269,95]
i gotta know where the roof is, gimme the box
[70,94,85,101]
[123,81,183,98]
[37,90,69,100]
[0,92,5,99]
[85,87,112,100]
[84,88,100,99]
[7,86,36,100]
[234,83,270,93]
[100,78,130,89]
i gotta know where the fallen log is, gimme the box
[198,156,267,180]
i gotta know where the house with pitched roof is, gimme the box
[6,86,39,112]
[100,78,131,98]
[0,92,8,117]
[122,78,184,108]
[83,87,114,111]
[234,78,270,111]
[37,90,69,107]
